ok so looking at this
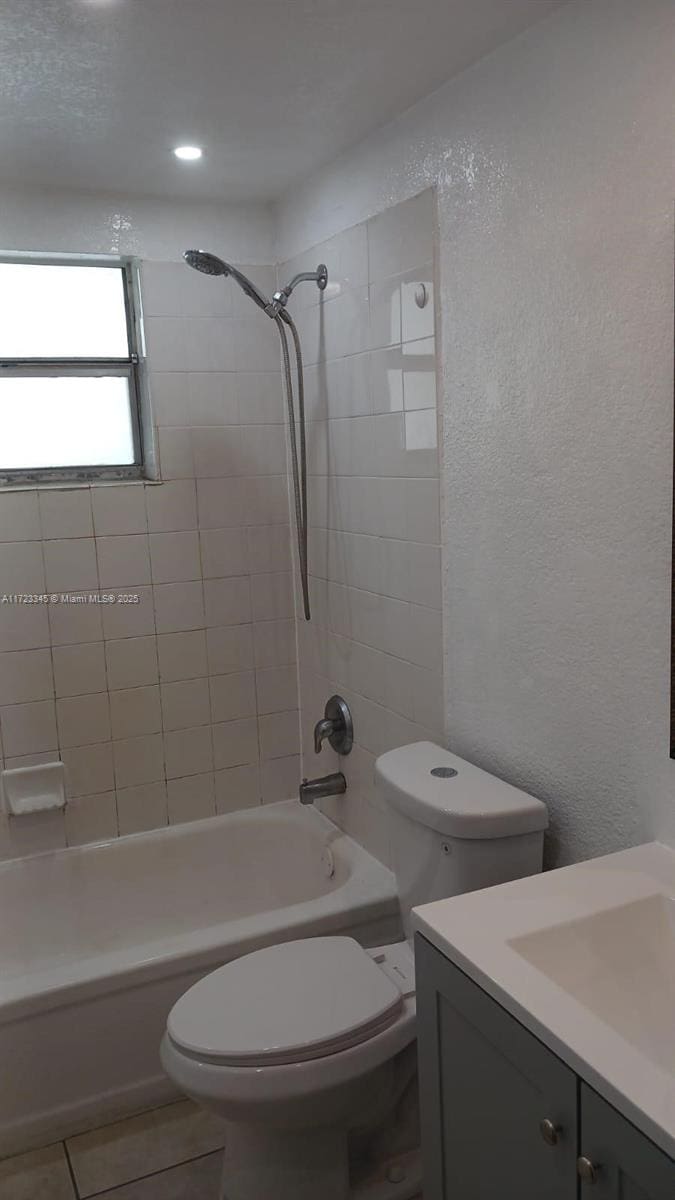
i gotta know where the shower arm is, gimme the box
[271,264,327,314]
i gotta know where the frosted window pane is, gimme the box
[0,264,129,358]
[0,377,135,468]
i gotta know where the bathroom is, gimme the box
[0,0,673,1196]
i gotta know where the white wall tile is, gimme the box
[200,527,248,579]
[253,619,297,668]
[149,531,201,583]
[209,671,256,723]
[161,678,210,731]
[150,372,189,427]
[57,692,111,748]
[116,781,168,835]
[157,630,208,682]
[44,539,98,592]
[231,318,280,372]
[212,717,258,769]
[52,643,105,700]
[197,478,245,529]
[163,725,213,778]
[158,427,194,479]
[140,261,184,317]
[236,373,284,424]
[183,317,234,372]
[39,488,93,540]
[0,601,51,652]
[0,541,45,592]
[110,685,162,739]
[62,742,114,798]
[367,190,434,283]
[206,623,255,674]
[369,276,402,350]
[146,480,197,533]
[242,475,289,526]
[101,585,155,639]
[65,792,118,847]
[261,754,300,803]
[188,373,238,426]
[239,426,287,475]
[143,316,188,373]
[113,733,164,788]
[258,710,300,761]
[97,535,151,587]
[92,485,148,536]
[191,428,241,478]
[247,524,291,574]
[255,665,298,715]
[105,635,159,690]
[167,772,215,824]
[250,571,294,621]
[215,762,260,813]
[0,699,58,756]
[0,491,41,541]
[0,648,53,704]
[48,596,103,646]
[153,580,204,634]
[204,576,251,627]
[181,264,234,318]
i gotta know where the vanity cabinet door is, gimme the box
[415,934,578,1200]
[579,1085,675,1199]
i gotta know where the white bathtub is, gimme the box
[0,800,399,1156]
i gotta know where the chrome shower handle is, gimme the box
[313,695,353,756]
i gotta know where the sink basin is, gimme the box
[510,893,675,1070]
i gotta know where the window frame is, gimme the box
[0,253,148,486]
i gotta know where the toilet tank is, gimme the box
[375,742,548,937]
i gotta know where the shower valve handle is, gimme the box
[313,695,353,756]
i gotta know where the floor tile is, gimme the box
[66,1100,225,1197]
[0,1143,75,1200]
[92,1151,222,1199]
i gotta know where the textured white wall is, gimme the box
[276,0,675,865]
[0,183,274,263]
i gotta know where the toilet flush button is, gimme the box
[430,766,458,779]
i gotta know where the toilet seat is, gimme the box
[167,936,408,1067]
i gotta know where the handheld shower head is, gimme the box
[183,249,271,313]
[184,249,229,276]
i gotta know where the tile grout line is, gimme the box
[74,1145,223,1199]
[62,1136,81,1200]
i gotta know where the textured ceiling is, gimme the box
[1,0,567,202]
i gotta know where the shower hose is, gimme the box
[275,312,310,620]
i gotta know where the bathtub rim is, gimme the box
[0,800,399,1022]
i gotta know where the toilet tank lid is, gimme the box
[375,742,548,839]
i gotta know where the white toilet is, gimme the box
[161,742,548,1200]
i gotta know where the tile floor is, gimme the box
[0,1098,424,1199]
[0,1100,225,1199]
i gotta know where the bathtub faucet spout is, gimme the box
[299,773,347,804]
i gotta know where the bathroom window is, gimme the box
[0,255,148,484]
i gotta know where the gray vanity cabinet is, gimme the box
[415,935,675,1200]
[415,933,577,1199]
[579,1085,674,1199]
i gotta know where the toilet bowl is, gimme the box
[162,741,549,1200]
[161,938,416,1200]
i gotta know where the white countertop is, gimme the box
[413,841,675,1160]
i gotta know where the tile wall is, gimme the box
[0,262,300,860]
[281,190,445,865]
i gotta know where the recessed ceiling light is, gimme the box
[173,145,203,162]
